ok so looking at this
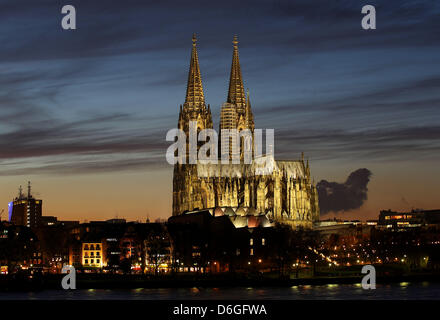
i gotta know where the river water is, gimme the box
[1,281,439,300]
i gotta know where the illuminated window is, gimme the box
[250,249,254,256]
[262,238,266,246]
[250,238,253,246]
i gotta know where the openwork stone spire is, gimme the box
[227,35,246,111]
[245,89,254,130]
[185,34,205,108]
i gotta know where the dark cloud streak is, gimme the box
[0,0,438,175]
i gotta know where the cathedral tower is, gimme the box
[227,35,246,113]
[178,34,213,136]
[220,36,255,160]
[173,35,213,216]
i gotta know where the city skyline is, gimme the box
[0,0,439,221]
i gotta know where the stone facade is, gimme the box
[172,35,319,228]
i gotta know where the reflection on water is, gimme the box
[1,282,440,300]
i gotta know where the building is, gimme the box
[69,241,82,268]
[66,220,174,273]
[314,219,373,245]
[172,35,319,228]
[378,209,440,229]
[168,210,312,273]
[0,221,42,273]
[40,216,57,226]
[82,241,103,268]
[40,215,79,228]
[9,182,42,229]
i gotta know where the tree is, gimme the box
[145,232,170,275]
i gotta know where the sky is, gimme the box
[0,0,439,222]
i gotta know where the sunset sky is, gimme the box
[0,0,439,222]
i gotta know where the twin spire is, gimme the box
[184,34,250,114]
[227,35,246,111]
[184,34,205,108]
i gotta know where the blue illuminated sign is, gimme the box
[8,202,13,221]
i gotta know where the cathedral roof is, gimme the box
[247,207,258,216]
[247,216,260,228]
[214,207,224,217]
[231,216,247,228]
[236,206,247,216]
[224,207,236,216]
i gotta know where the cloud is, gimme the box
[0,113,167,156]
[273,125,440,162]
[0,154,167,176]
[317,168,372,214]
[0,108,173,175]
[1,0,438,64]
[0,0,438,177]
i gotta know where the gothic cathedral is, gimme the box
[172,35,319,228]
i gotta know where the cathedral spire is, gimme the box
[245,88,254,130]
[227,35,246,111]
[185,33,205,108]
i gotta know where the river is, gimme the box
[1,281,439,300]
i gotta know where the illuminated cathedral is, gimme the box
[172,35,319,228]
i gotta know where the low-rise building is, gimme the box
[82,241,104,268]
[378,209,440,230]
